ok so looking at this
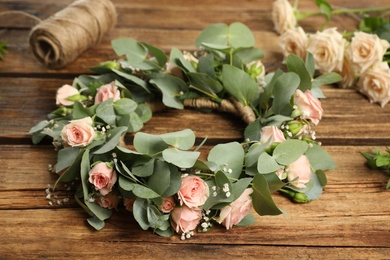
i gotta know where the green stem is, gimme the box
[296,11,323,21]
[332,7,390,15]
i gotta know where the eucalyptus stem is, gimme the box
[332,7,390,15]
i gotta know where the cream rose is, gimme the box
[287,155,311,189]
[88,162,117,195]
[94,82,121,104]
[337,50,357,88]
[171,206,202,234]
[272,0,297,34]
[349,32,390,74]
[215,188,253,230]
[279,26,308,61]
[260,125,286,145]
[159,196,176,213]
[95,193,120,209]
[61,117,96,147]
[294,89,323,126]
[306,27,345,73]
[56,84,79,106]
[177,175,209,208]
[357,62,390,107]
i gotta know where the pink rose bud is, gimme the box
[170,206,202,234]
[260,125,286,145]
[95,193,120,209]
[177,175,209,209]
[56,84,79,106]
[88,162,117,196]
[286,155,311,189]
[159,196,176,213]
[61,117,96,147]
[94,82,121,104]
[215,188,253,230]
[294,89,323,126]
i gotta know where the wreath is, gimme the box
[30,22,338,239]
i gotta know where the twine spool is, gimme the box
[29,0,117,69]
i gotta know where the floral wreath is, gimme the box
[30,22,338,239]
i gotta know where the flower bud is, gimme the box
[99,60,121,70]
[287,120,307,136]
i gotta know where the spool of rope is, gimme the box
[28,0,117,69]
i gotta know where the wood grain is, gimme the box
[1,0,390,258]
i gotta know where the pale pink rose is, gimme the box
[159,196,176,213]
[88,162,117,196]
[61,117,96,147]
[94,82,121,104]
[123,197,136,212]
[306,28,345,73]
[357,62,390,107]
[260,125,286,145]
[95,193,120,209]
[349,32,390,74]
[56,84,79,106]
[279,27,308,61]
[272,0,297,34]
[294,89,323,126]
[177,175,209,208]
[287,155,311,189]
[215,188,253,230]
[171,206,202,234]
[275,168,285,180]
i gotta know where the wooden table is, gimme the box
[1,0,389,259]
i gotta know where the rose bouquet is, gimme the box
[30,22,337,239]
[272,0,390,106]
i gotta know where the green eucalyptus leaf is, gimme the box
[147,205,170,229]
[160,129,196,150]
[72,101,96,119]
[85,200,112,221]
[111,69,150,93]
[271,72,300,115]
[305,52,315,78]
[197,55,216,78]
[272,139,308,165]
[132,158,155,177]
[315,0,333,21]
[113,98,137,115]
[222,64,258,105]
[112,38,146,62]
[195,23,229,48]
[56,147,80,173]
[127,112,144,132]
[141,42,168,67]
[259,69,284,110]
[236,213,256,227]
[315,169,328,186]
[228,22,256,49]
[169,48,195,72]
[94,126,128,154]
[312,72,342,88]
[231,177,253,200]
[149,74,186,109]
[257,152,283,174]
[56,151,83,183]
[303,172,323,200]
[119,176,160,198]
[161,164,182,197]
[263,172,286,192]
[203,171,233,210]
[234,47,264,64]
[305,143,336,171]
[87,216,105,230]
[162,148,200,168]
[252,173,283,215]
[134,132,168,155]
[208,142,244,179]
[245,141,269,167]
[286,54,312,92]
[187,72,223,97]
[244,119,261,141]
[135,103,152,123]
[133,198,150,230]
[96,99,116,125]
[147,160,171,195]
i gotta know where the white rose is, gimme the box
[337,47,357,88]
[279,26,308,61]
[272,0,297,34]
[357,62,390,107]
[349,32,390,74]
[306,28,345,73]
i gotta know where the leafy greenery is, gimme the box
[0,42,7,61]
[361,148,390,189]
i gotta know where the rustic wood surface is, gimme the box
[0,0,390,259]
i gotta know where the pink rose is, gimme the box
[56,84,79,106]
[260,126,286,145]
[159,196,176,213]
[215,188,253,230]
[170,206,202,234]
[95,193,120,209]
[287,155,311,189]
[294,89,323,126]
[88,162,117,195]
[61,117,96,147]
[123,197,136,212]
[94,82,121,104]
[177,175,209,208]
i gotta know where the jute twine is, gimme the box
[28,0,117,69]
